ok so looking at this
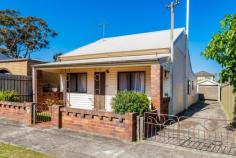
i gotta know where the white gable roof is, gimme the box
[61,28,185,57]
[197,79,220,86]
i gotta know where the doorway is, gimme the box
[94,72,105,110]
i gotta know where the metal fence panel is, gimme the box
[144,112,236,156]
[0,74,32,102]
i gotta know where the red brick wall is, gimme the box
[0,101,33,125]
[37,92,63,109]
[51,105,138,142]
[150,64,163,111]
[36,70,63,109]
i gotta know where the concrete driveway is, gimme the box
[146,101,236,156]
[0,101,233,158]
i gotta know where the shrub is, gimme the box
[112,91,150,116]
[0,90,19,102]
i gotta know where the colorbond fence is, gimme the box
[221,83,236,120]
[0,74,32,102]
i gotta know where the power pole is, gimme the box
[166,0,180,115]
[166,0,180,63]
[186,0,189,37]
[185,0,190,109]
[99,23,109,39]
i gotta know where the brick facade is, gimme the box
[150,64,163,111]
[0,101,33,125]
[51,105,138,142]
[36,70,63,109]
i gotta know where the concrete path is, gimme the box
[182,100,226,119]
[0,101,233,158]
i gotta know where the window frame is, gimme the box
[67,73,87,93]
[117,71,146,93]
[187,80,191,95]
[192,81,194,90]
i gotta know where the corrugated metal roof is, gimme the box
[0,58,45,63]
[0,53,11,60]
[34,54,169,68]
[60,28,184,57]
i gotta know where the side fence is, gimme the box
[0,74,32,102]
[221,83,236,120]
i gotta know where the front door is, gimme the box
[94,72,105,110]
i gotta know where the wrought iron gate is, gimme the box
[33,103,52,123]
[144,111,236,156]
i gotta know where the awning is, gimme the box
[33,54,169,69]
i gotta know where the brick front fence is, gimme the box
[51,105,138,142]
[0,101,33,125]
[0,102,139,142]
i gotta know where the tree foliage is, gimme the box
[202,14,236,92]
[53,52,63,61]
[0,9,57,58]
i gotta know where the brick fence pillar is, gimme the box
[150,64,163,111]
[51,105,64,128]
[25,103,33,125]
[125,112,138,142]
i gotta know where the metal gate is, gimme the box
[33,103,52,123]
[144,111,236,156]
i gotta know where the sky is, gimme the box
[1,0,236,74]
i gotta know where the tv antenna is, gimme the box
[99,23,109,38]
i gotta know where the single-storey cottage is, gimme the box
[33,28,198,115]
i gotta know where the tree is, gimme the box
[0,9,57,58]
[202,14,236,92]
[53,52,63,61]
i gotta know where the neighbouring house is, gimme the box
[0,56,45,102]
[195,71,215,82]
[197,79,221,101]
[32,28,198,115]
[0,53,12,60]
[0,58,44,76]
[196,71,220,101]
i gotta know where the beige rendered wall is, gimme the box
[60,66,151,111]
[172,47,185,115]
[172,32,198,115]
[41,71,60,89]
[59,49,169,61]
[27,60,44,76]
[0,60,43,76]
[173,33,198,114]
[0,61,28,76]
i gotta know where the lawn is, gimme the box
[0,143,53,158]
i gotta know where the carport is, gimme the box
[197,79,220,101]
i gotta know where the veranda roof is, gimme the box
[33,54,169,69]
